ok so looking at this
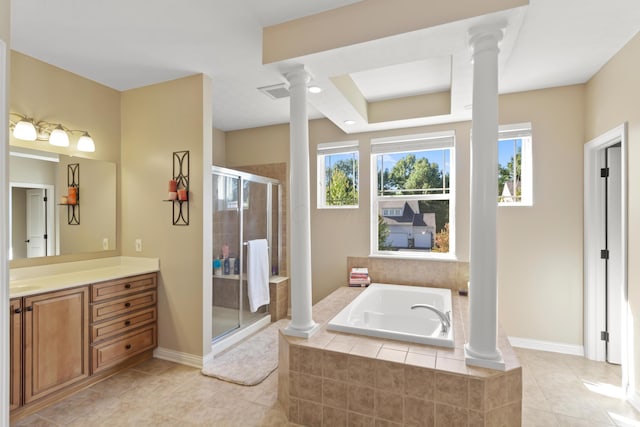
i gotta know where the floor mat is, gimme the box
[201,319,289,386]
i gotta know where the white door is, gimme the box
[606,145,622,364]
[26,188,47,258]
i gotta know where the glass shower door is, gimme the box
[212,173,241,340]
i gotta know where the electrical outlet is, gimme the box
[135,239,142,252]
[102,238,109,250]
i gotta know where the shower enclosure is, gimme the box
[211,166,281,343]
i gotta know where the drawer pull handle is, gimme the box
[124,320,131,326]
[125,344,132,350]
[124,284,132,289]
[124,302,131,308]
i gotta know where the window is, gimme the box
[370,131,455,257]
[498,123,532,206]
[317,141,359,208]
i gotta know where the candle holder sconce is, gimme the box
[164,150,189,226]
[61,163,80,225]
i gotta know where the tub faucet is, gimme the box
[411,304,451,333]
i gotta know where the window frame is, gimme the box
[369,131,456,259]
[316,140,360,209]
[498,123,533,207]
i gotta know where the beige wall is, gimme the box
[226,86,586,347]
[498,86,585,346]
[0,0,8,42]
[121,74,212,357]
[212,127,226,166]
[9,51,122,267]
[585,32,640,398]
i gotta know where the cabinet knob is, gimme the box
[14,308,22,314]
[25,306,33,312]
[124,320,131,326]
[124,283,131,289]
[124,302,131,308]
[125,344,132,350]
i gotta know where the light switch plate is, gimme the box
[135,239,142,252]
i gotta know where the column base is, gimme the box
[283,321,321,339]
[464,343,506,371]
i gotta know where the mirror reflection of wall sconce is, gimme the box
[60,163,80,225]
[9,112,96,153]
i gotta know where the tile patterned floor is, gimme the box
[11,348,640,426]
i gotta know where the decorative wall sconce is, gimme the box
[9,112,96,152]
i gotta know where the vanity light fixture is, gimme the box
[9,112,96,152]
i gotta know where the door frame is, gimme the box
[0,38,8,426]
[583,123,628,382]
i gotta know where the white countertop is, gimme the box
[10,257,160,298]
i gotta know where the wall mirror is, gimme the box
[9,146,116,260]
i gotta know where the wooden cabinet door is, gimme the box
[23,287,89,403]
[10,298,22,410]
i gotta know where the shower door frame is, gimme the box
[212,166,282,342]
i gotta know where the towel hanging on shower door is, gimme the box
[247,239,270,312]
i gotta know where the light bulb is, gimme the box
[13,119,37,141]
[49,125,70,147]
[77,132,95,152]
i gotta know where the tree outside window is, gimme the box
[372,133,454,257]
[317,141,359,208]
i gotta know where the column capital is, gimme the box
[282,64,311,86]
[468,21,505,56]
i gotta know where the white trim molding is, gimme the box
[583,123,628,367]
[0,39,9,427]
[508,336,585,356]
[153,347,204,369]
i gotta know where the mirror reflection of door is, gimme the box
[26,188,47,258]
[10,184,56,260]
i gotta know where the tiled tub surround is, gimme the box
[278,287,522,426]
[347,256,469,291]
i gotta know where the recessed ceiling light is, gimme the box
[308,85,322,94]
[344,120,356,126]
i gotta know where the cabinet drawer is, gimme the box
[91,306,157,343]
[92,325,156,373]
[92,290,156,323]
[92,273,157,302]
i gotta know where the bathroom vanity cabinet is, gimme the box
[9,269,158,421]
[90,272,157,373]
[11,286,90,405]
[10,298,22,410]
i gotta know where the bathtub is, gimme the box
[327,283,454,347]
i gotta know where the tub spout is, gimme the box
[411,304,451,334]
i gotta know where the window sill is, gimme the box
[317,205,359,210]
[498,202,533,207]
[368,252,459,262]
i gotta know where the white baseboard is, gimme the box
[508,336,584,356]
[153,347,203,369]
[627,390,640,413]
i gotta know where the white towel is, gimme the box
[247,239,270,312]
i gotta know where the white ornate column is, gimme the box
[465,24,506,370]
[283,65,320,338]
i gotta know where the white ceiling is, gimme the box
[9,0,640,133]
